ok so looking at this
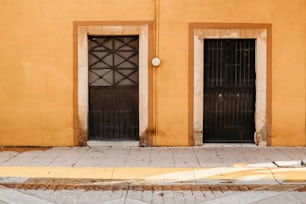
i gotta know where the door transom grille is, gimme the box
[88,36,139,86]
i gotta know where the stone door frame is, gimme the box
[73,21,153,146]
[189,23,272,146]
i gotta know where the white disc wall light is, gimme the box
[152,57,161,67]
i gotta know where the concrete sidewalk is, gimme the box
[0,145,306,190]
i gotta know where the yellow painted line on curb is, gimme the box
[0,167,194,180]
[112,168,192,180]
[270,168,306,182]
[193,168,272,181]
[0,167,114,179]
[0,167,305,182]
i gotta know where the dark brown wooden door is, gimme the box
[204,39,256,143]
[88,36,139,140]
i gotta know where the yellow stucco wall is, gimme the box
[156,0,306,146]
[0,0,305,146]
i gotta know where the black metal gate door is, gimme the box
[204,39,256,143]
[88,36,139,140]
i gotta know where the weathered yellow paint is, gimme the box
[1,167,306,182]
[0,0,305,146]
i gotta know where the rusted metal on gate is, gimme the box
[88,36,139,140]
[204,39,256,143]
